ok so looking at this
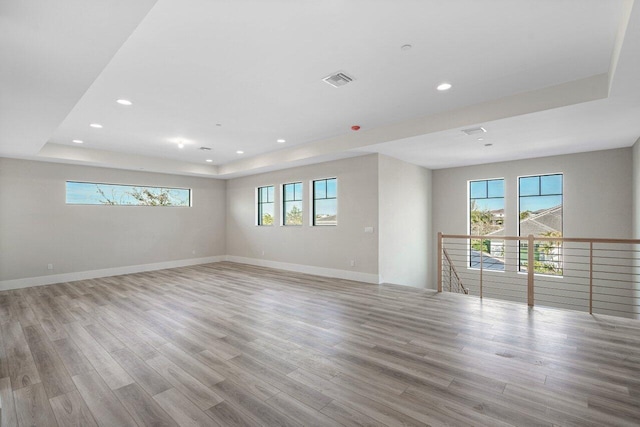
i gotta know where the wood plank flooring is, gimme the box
[1,261,639,426]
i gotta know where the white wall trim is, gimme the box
[0,255,383,291]
[0,256,226,291]
[225,255,381,284]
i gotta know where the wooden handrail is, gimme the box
[440,234,640,244]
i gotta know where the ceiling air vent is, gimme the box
[199,146,212,151]
[461,127,487,136]
[323,72,354,88]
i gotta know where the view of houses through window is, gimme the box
[313,178,337,226]
[468,174,564,275]
[519,174,563,275]
[257,186,274,225]
[469,179,505,271]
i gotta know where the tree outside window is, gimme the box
[283,182,303,226]
[257,186,275,225]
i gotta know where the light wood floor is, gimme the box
[1,262,639,426]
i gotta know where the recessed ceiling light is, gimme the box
[206,159,213,163]
[72,139,83,144]
[89,123,103,128]
[116,99,132,106]
[277,139,286,143]
[437,82,452,91]
[236,150,244,154]
[178,142,184,149]
[401,44,412,51]
[477,137,484,141]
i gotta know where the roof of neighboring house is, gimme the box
[519,205,562,236]
[486,227,505,236]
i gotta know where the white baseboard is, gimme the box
[0,256,226,291]
[225,255,381,284]
[0,255,381,291]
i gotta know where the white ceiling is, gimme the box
[2,0,640,178]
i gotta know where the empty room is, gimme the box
[2,1,640,426]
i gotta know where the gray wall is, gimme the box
[432,148,634,316]
[433,148,632,239]
[378,155,432,288]
[0,158,226,284]
[226,155,379,280]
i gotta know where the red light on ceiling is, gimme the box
[351,125,360,131]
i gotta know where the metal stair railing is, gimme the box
[437,232,640,319]
[442,247,469,294]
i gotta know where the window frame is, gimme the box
[517,173,564,275]
[312,177,338,226]
[256,185,275,226]
[282,182,303,226]
[468,178,505,271]
[65,181,192,207]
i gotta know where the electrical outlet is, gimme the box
[47,264,53,270]
[261,250,265,256]
[350,260,355,267]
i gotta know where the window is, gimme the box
[66,181,190,206]
[519,174,563,275]
[257,186,275,225]
[283,182,303,226]
[469,179,505,271]
[313,178,337,226]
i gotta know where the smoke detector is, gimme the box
[461,127,487,136]
[323,72,354,88]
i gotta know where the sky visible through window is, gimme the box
[314,178,337,225]
[519,174,562,212]
[66,182,190,206]
[469,179,504,212]
[314,178,337,215]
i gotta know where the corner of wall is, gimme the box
[377,154,435,289]
[632,138,640,319]
[633,138,640,238]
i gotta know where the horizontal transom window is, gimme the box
[66,181,191,206]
